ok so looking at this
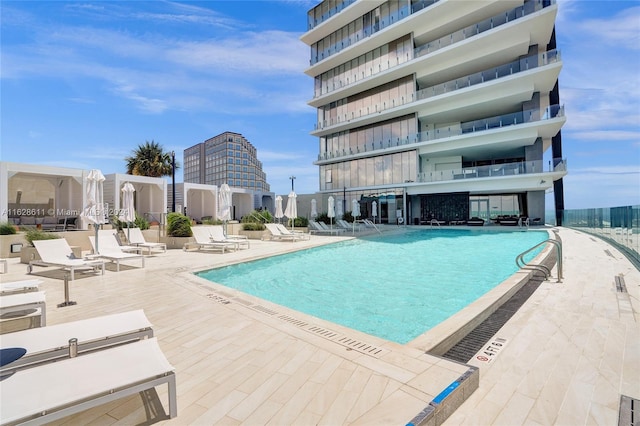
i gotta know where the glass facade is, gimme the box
[183,132,270,191]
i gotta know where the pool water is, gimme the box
[198,229,548,344]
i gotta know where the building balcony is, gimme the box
[417,158,567,184]
[308,0,556,105]
[312,49,561,137]
[314,104,564,165]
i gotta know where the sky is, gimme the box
[1,0,639,209]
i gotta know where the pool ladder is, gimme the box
[516,239,563,283]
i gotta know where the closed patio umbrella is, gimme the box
[119,182,136,241]
[352,199,361,235]
[310,199,317,219]
[372,200,378,224]
[335,198,343,218]
[283,191,297,231]
[218,183,232,234]
[275,195,284,223]
[327,196,335,229]
[81,169,106,253]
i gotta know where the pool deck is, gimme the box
[0,226,638,425]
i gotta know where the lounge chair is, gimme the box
[264,223,304,241]
[0,279,42,296]
[89,235,145,272]
[0,309,153,373]
[0,291,47,327]
[308,221,344,235]
[275,224,310,240]
[29,239,105,281]
[337,219,361,231]
[185,226,236,253]
[318,221,346,233]
[98,230,143,254]
[209,225,250,249]
[0,337,177,424]
[467,217,485,226]
[124,227,167,255]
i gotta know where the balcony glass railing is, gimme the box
[314,0,554,97]
[308,0,357,31]
[315,49,560,132]
[311,0,438,65]
[417,158,567,183]
[316,104,564,162]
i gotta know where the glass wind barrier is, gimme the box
[563,206,639,268]
[314,0,554,97]
[315,49,560,131]
[417,158,567,183]
[316,104,564,162]
[308,0,357,31]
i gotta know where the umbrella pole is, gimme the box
[94,223,99,254]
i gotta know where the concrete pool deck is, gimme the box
[0,226,638,425]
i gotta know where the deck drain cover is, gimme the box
[618,395,638,426]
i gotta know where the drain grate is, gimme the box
[335,336,385,357]
[442,272,546,363]
[618,395,638,426]
[615,275,628,293]
[279,315,309,327]
[251,305,279,315]
[307,325,340,339]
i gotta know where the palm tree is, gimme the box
[125,141,177,177]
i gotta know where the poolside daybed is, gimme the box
[467,217,485,226]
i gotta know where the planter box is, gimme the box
[159,236,194,250]
[0,233,29,258]
[238,230,268,240]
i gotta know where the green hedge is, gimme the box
[167,212,192,237]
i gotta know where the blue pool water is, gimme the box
[198,229,548,344]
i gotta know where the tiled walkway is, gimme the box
[1,226,638,425]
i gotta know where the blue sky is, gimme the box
[1,0,638,208]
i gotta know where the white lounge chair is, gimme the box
[0,310,153,373]
[275,224,310,240]
[185,226,236,253]
[97,229,142,254]
[209,225,250,249]
[89,235,145,272]
[0,279,42,296]
[0,337,177,425]
[29,239,105,281]
[309,221,344,235]
[265,223,303,241]
[124,227,167,255]
[0,291,46,327]
[337,219,361,231]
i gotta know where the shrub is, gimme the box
[166,212,192,237]
[241,210,272,224]
[343,211,354,222]
[315,212,330,224]
[134,214,150,230]
[242,222,265,231]
[24,228,61,246]
[0,222,17,235]
[293,217,308,227]
[201,217,223,225]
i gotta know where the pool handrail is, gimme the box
[515,238,562,283]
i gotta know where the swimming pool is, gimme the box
[197,229,548,344]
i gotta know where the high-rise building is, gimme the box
[184,131,270,192]
[302,0,567,225]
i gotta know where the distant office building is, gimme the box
[302,0,567,225]
[184,131,271,192]
[182,132,274,216]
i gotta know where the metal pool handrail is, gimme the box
[516,239,563,283]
